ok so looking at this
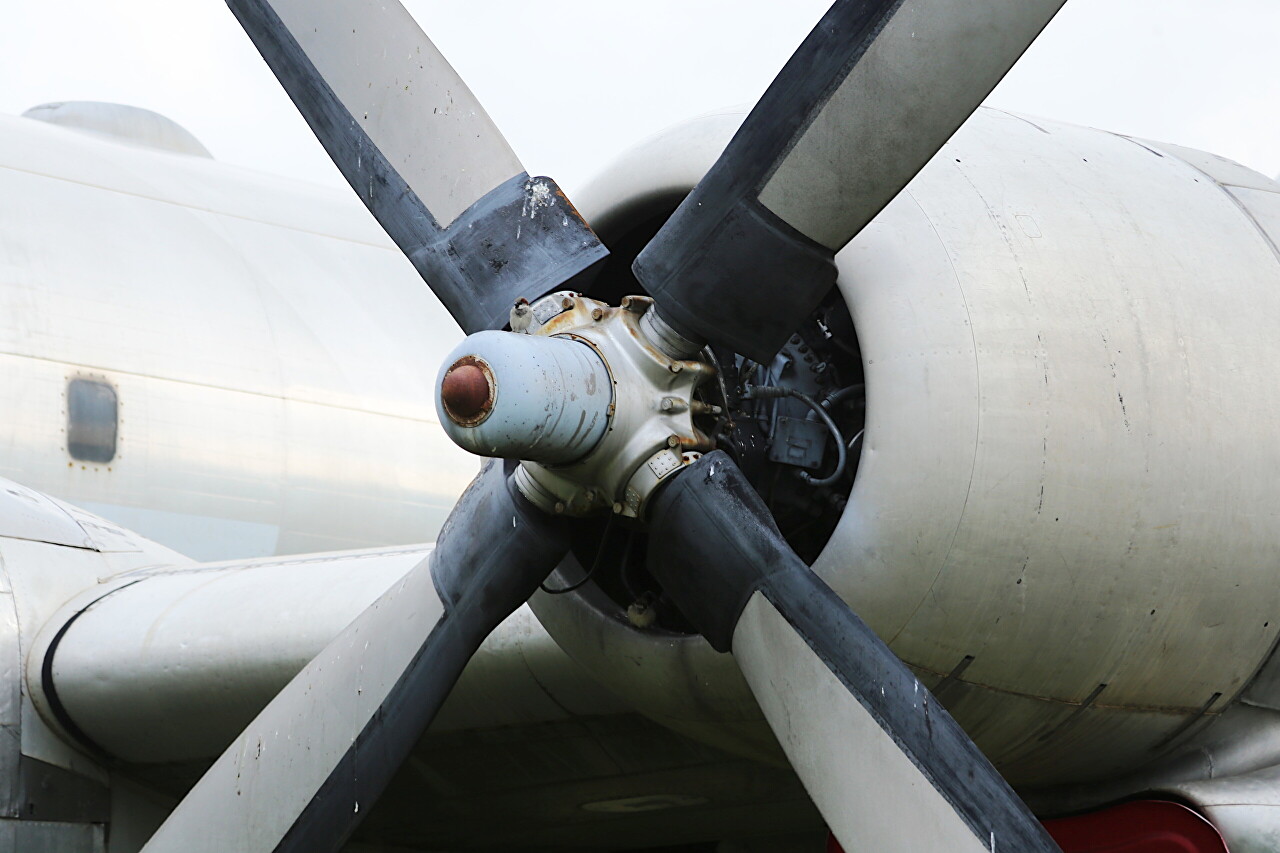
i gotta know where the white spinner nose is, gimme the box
[436,330,613,465]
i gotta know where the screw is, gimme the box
[627,600,657,629]
[668,363,683,374]
[591,307,604,321]
[667,435,680,448]
[554,501,566,514]
[621,295,652,314]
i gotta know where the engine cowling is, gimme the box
[529,106,1280,789]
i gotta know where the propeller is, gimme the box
[141,461,569,852]
[224,0,608,334]
[647,452,1058,851]
[141,0,1068,849]
[634,0,1067,362]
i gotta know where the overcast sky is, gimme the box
[2,1,1277,194]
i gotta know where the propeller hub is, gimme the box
[437,294,714,518]
[435,329,613,467]
[440,359,494,426]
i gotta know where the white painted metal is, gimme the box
[22,102,213,158]
[505,295,712,519]
[20,514,630,772]
[437,330,613,465]
[0,480,96,549]
[733,591,989,853]
[139,552,449,852]
[535,105,1280,792]
[29,546,431,763]
[8,90,1280,845]
[0,481,196,845]
[265,0,524,226]
[823,107,1280,782]
[0,109,477,561]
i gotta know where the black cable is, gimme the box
[617,525,641,603]
[539,512,615,595]
[702,346,736,447]
[820,382,865,410]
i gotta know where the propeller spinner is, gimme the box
[144,0,1068,850]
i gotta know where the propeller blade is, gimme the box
[633,0,1065,361]
[141,461,568,853]
[647,452,1061,852]
[226,0,607,333]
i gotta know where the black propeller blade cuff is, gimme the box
[227,0,607,335]
[646,452,1062,852]
[432,459,573,612]
[273,461,570,852]
[646,450,807,651]
[633,198,836,364]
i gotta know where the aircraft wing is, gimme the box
[27,538,822,849]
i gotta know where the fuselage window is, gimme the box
[67,379,117,463]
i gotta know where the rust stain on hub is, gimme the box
[441,356,494,427]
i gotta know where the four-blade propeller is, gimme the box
[143,0,1067,850]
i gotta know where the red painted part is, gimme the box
[825,800,1228,853]
[1043,801,1228,853]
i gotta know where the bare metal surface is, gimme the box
[759,0,1065,250]
[639,306,703,359]
[734,592,988,853]
[1160,766,1280,852]
[265,0,523,227]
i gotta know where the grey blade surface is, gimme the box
[140,461,568,853]
[226,0,607,333]
[633,0,1065,362]
[646,452,1061,852]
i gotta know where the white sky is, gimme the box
[1,1,1277,195]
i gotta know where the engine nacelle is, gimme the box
[530,107,1280,789]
